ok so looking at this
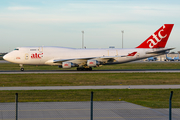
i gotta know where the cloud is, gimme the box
[3,3,179,24]
[7,6,37,10]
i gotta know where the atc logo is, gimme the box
[31,53,43,59]
[64,64,69,66]
[147,25,167,48]
[89,62,94,64]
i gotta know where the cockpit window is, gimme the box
[14,48,19,50]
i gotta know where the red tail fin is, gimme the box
[136,24,174,48]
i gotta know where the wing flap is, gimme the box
[53,57,96,63]
[53,51,138,64]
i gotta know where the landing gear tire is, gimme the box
[77,67,92,71]
[87,67,92,71]
[19,64,24,71]
[20,68,24,71]
[77,68,84,71]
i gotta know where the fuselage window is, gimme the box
[30,49,37,51]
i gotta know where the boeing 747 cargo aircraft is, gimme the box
[3,24,174,71]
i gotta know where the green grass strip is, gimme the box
[0,89,179,108]
[0,73,180,86]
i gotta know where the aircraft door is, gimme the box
[25,53,29,60]
[38,47,44,64]
[39,47,43,53]
[108,50,117,56]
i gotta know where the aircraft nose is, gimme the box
[3,54,8,61]
[3,53,11,62]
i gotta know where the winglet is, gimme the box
[136,24,174,48]
[127,52,137,56]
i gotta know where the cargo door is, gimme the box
[25,53,29,60]
[38,47,44,64]
[108,50,117,56]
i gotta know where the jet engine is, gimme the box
[87,60,100,67]
[62,62,77,68]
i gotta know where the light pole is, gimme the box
[121,30,124,49]
[82,31,84,49]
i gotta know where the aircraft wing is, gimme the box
[53,57,98,67]
[93,52,137,62]
[53,57,96,63]
[53,51,137,65]
[146,48,175,54]
[53,57,112,64]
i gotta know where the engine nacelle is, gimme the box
[87,60,100,67]
[62,62,78,68]
[62,62,72,68]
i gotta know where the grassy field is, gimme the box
[1,62,180,70]
[0,89,179,108]
[1,62,180,108]
[0,62,180,86]
[0,73,180,86]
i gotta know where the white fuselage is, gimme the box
[4,46,162,66]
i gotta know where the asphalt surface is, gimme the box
[1,69,180,74]
[1,60,180,120]
[1,101,179,120]
[0,60,9,63]
[0,85,180,90]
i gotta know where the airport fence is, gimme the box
[0,91,179,120]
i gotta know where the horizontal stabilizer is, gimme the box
[146,48,175,54]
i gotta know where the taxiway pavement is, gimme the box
[1,69,180,74]
[0,85,180,90]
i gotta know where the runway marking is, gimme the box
[1,85,180,90]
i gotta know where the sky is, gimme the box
[0,0,180,52]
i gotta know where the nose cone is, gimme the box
[3,53,12,62]
[3,54,8,60]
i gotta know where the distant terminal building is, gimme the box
[0,53,7,56]
[109,46,115,48]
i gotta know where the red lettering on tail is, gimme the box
[136,24,174,48]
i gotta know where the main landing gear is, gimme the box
[77,67,92,71]
[19,64,24,71]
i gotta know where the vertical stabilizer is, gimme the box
[136,24,174,48]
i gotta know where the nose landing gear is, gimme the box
[19,64,24,71]
[20,68,24,71]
